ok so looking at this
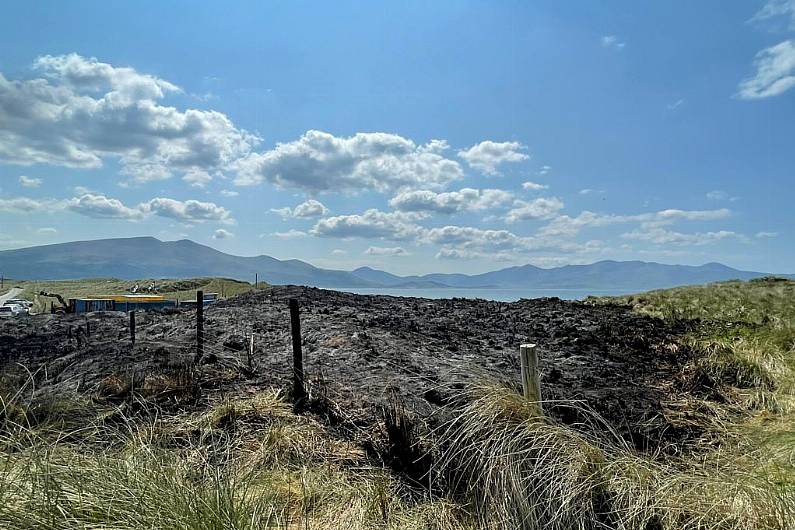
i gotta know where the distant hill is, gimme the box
[352,260,783,291]
[0,237,374,288]
[0,237,788,291]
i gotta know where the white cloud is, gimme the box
[220,189,239,197]
[737,40,795,99]
[0,197,59,213]
[0,54,258,183]
[312,209,422,240]
[270,207,293,219]
[388,188,513,214]
[65,193,145,220]
[142,197,232,223]
[182,170,214,188]
[706,190,738,202]
[457,140,529,175]
[538,211,613,238]
[235,130,463,192]
[272,229,308,239]
[601,35,626,50]
[365,246,410,256]
[652,208,731,223]
[271,199,330,219]
[667,99,685,110]
[212,228,234,239]
[1,192,233,224]
[18,175,41,188]
[293,199,329,218]
[756,231,779,238]
[37,227,57,235]
[750,0,795,30]
[622,228,745,246]
[537,165,551,176]
[435,247,485,260]
[331,248,347,255]
[579,188,605,195]
[423,226,528,252]
[522,181,548,191]
[538,208,732,238]
[504,197,564,223]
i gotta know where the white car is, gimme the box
[1,303,27,316]
[0,306,20,318]
[5,299,32,309]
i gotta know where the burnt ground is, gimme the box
[0,286,704,451]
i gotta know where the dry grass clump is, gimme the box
[0,388,473,530]
[435,383,795,530]
[691,338,788,393]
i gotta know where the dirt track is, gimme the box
[0,286,701,449]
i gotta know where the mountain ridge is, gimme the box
[0,236,789,291]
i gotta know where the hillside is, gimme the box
[0,237,788,291]
[0,237,374,288]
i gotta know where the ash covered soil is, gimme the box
[0,286,704,449]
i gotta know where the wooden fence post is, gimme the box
[248,333,254,372]
[289,298,306,406]
[196,290,204,361]
[520,343,542,411]
[129,311,136,345]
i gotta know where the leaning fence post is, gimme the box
[289,298,306,406]
[196,290,204,361]
[129,311,136,346]
[520,343,542,411]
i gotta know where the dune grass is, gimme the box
[594,277,795,514]
[0,388,472,530]
[438,383,795,529]
[2,380,792,529]
[1,277,793,528]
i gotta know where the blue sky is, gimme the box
[1,0,793,275]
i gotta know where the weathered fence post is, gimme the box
[520,343,542,411]
[129,311,136,345]
[196,290,204,361]
[248,333,255,372]
[289,298,306,407]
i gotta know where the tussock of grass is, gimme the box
[691,338,787,392]
[436,383,795,530]
[0,387,472,529]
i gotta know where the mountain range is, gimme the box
[0,237,788,291]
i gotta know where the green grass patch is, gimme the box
[13,277,266,313]
[593,277,795,506]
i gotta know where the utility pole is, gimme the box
[255,273,258,289]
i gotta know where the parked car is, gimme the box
[1,303,27,315]
[0,306,20,317]
[5,299,32,308]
